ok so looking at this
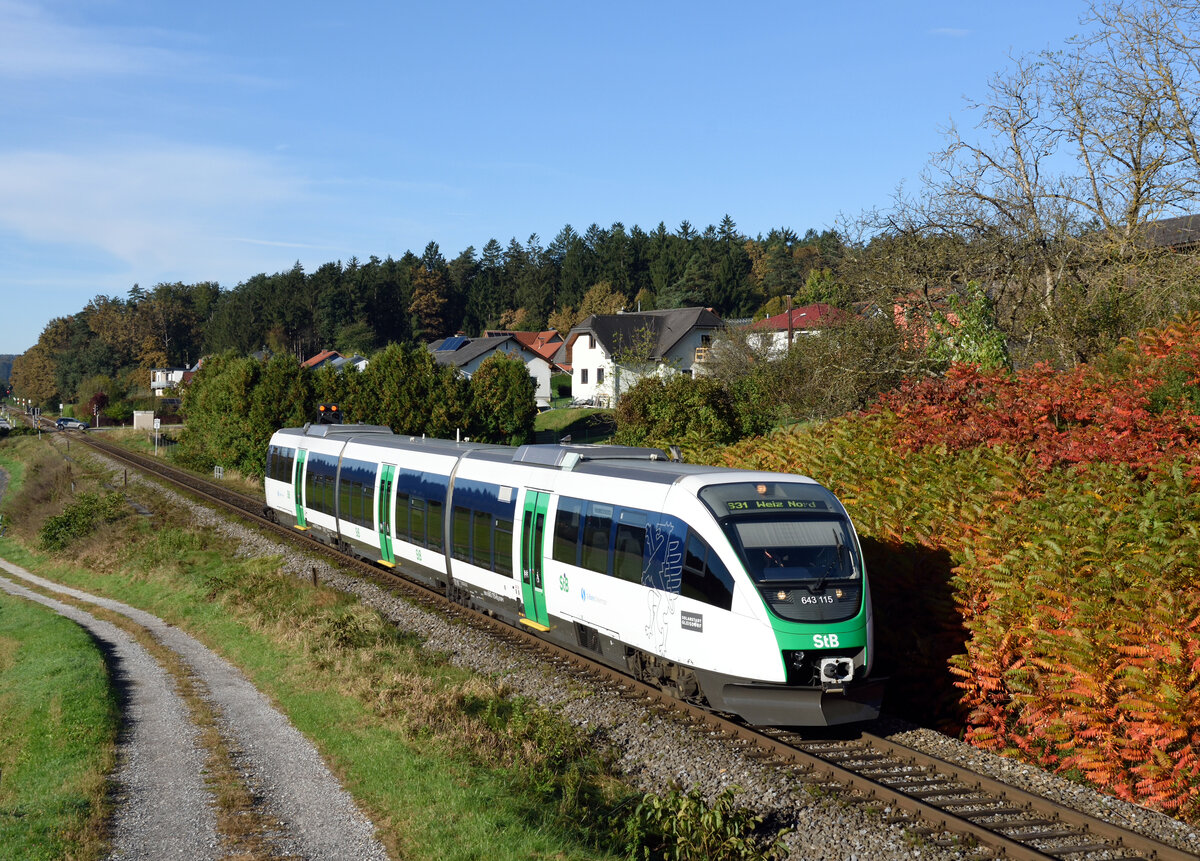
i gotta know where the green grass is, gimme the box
[0,590,118,861]
[534,407,615,443]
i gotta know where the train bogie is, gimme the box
[265,423,883,726]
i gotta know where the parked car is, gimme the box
[56,417,89,430]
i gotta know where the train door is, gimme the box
[293,449,308,529]
[519,490,551,631]
[378,464,396,567]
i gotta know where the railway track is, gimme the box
[61,428,1200,861]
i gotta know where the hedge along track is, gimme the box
[62,430,1199,861]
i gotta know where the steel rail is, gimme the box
[66,431,1199,861]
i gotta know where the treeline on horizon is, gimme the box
[10,219,854,408]
[11,206,1200,415]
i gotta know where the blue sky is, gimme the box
[0,0,1088,355]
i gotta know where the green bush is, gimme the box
[39,492,127,551]
[469,352,536,445]
[102,402,134,424]
[614,375,743,447]
[618,785,788,861]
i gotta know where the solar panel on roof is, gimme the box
[437,335,469,351]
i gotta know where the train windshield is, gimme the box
[729,519,858,583]
[698,482,860,584]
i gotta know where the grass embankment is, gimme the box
[91,426,264,499]
[0,590,118,861]
[0,436,628,860]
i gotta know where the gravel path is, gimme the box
[0,563,220,860]
[0,556,390,861]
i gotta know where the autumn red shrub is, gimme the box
[872,359,1200,477]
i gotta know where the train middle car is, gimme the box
[264,423,883,726]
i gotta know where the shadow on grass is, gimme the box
[532,410,616,445]
[862,536,968,735]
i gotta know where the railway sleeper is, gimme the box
[1003,827,1085,841]
[961,806,1029,819]
[1041,841,1115,857]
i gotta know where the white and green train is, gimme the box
[265,423,883,726]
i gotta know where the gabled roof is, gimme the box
[301,349,342,369]
[328,354,368,371]
[1145,214,1200,248]
[485,330,564,363]
[556,307,724,363]
[751,303,848,331]
[427,335,545,370]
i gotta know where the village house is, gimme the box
[427,334,554,407]
[554,307,724,406]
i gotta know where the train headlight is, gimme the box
[820,657,853,683]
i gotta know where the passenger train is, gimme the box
[264,423,883,726]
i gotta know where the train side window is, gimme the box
[452,505,471,561]
[336,460,370,526]
[553,498,583,566]
[581,504,612,574]
[427,500,444,551]
[269,445,293,483]
[613,518,646,583]
[494,516,514,576]
[472,510,492,568]
[394,491,410,539]
[342,464,358,525]
[681,533,734,611]
[358,482,372,526]
[277,448,295,484]
[410,496,426,546]
[338,476,353,522]
[306,454,338,515]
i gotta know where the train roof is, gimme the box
[275,424,395,439]
[272,425,820,486]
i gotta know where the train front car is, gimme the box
[670,473,882,726]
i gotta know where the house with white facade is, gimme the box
[150,367,189,396]
[553,307,724,407]
[747,303,848,356]
[328,354,369,372]
[428,334,554,407]
[484,330,565,372]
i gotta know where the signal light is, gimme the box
[317,403,342,424]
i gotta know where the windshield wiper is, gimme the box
[809,528,847,592]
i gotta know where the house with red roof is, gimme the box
[747,303,849,355]
[483,330,565,371]
[301,349,342,370]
